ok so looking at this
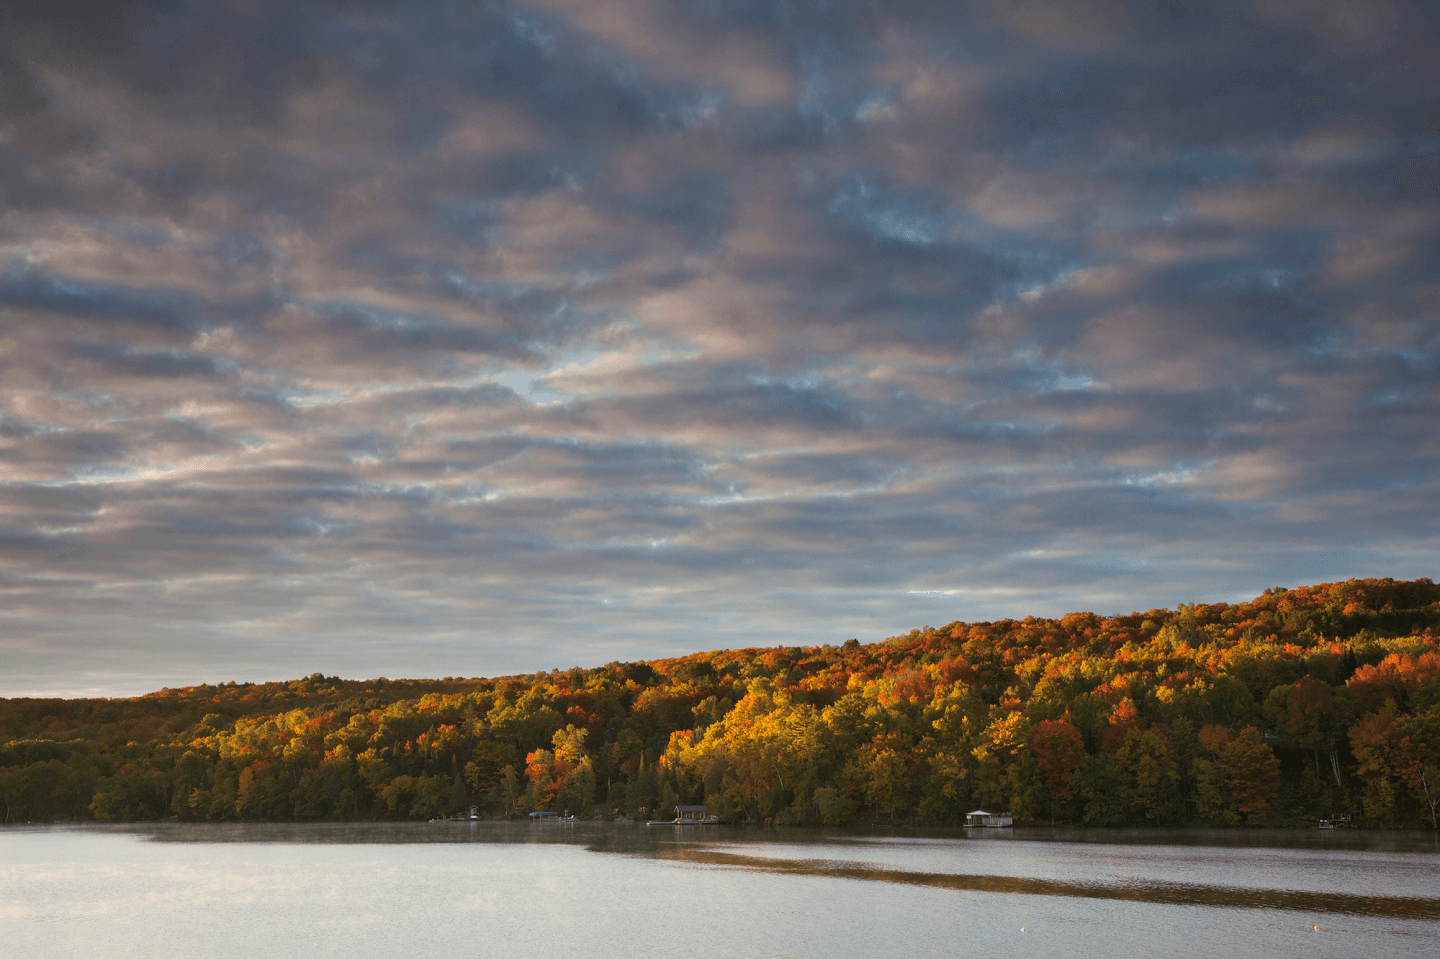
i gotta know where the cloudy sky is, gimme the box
[2,0,1437,697]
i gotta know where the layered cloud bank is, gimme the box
[2,0,1437,696]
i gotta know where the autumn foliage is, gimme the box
[3,577,1440,828]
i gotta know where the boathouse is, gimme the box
[965,809,1013,827]
[675,805,712,822]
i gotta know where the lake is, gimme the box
[4,823,1437,958]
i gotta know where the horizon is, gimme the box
[9,575,1428,700]
[3,1,1438,699]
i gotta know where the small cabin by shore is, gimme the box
[675,805,713,822]
[965,809,1013,827]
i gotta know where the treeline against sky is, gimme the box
[4,578,1440,829]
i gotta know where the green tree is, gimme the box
[91,763,168,821]
[1114,726,1179,821]
[1071,754,1129,824]
[813,785,854,824]
[379,774,418,817]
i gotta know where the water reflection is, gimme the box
[125,821,1440,854]
[8,823,1439,959]
[656,848,1440,920]
[95,820,1440,920]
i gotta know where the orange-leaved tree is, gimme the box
[1030,718,1085,821]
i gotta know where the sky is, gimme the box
[1,0,1438,698]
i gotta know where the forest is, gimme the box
[3,577,1439,830]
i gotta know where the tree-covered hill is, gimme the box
[4,577,1439,828]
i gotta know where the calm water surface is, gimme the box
[4,823,1437,958]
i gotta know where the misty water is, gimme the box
[4,823,1437,959]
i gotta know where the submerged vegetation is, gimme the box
[4,578,1440,829]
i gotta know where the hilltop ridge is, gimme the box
[3,577,1438,828]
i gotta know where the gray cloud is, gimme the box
[2,0,1438,695]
